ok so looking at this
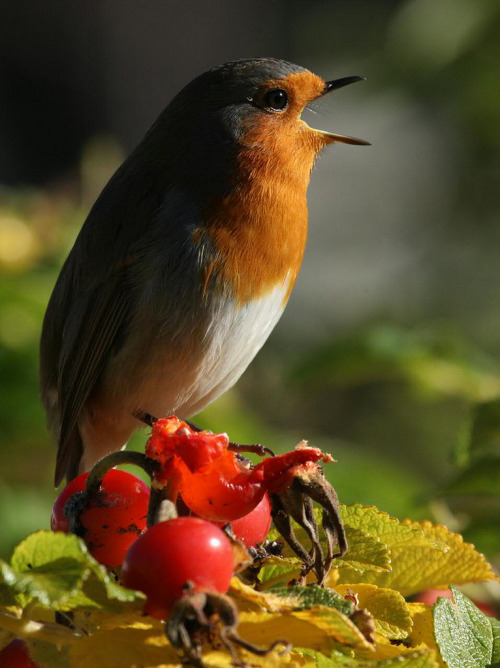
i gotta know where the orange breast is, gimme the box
[196,113,322,304]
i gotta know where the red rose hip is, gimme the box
[51,469,150,567]
[122,517,234,619]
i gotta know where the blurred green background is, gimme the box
[1,0,499,588]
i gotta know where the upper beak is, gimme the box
[317,75,370,146]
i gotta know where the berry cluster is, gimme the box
[47,417,345,665]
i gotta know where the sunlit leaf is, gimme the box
[238,608,374,653]
[331,515,497,596]
[315,647,439,667]
[10,532,91,607]
[433,585,500,668]
[407,603,445,668]
[334,584,411,640]
[270,584,355,616]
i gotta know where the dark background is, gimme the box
[1,0,499,584]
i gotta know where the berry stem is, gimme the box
[85,450,155,497]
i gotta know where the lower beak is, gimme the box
[318,131,371,146]
[317,75,371,146]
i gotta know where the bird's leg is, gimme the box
[134,410,158,428]
[227,442,275,458]
[185,421,275,458]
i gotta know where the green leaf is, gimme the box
[269,584,355,616]
[433,585,500,668]
[257,556,302,588]
[265,509,392,578]
[441,456,500,496]
[10,532,91,607]
[340,505,441,550]
[462,518,500,557]
[2,531,144,613]
[0,560,18,606]
[61,558,145,612]
[290,325,500,402]
[336,527,391,573]
[458,399,500,466]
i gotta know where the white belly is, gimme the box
[143,278,290,419]
[79,278,290,470]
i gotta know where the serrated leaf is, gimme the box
[316,648,440,667]
[10,532,91,607]
[335,584,412,640]
[265,510,392,578]
[340,505,441,550]
[229,577,300,612]
[67,613,303,667]
[270,584,355,616]
[331,517,498,596]
[60,567,145,613]
[337,527,391,573]
[3,531,144,614]
[433,586,500,668]
[238,608,374,652]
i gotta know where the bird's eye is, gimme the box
[264,89,288,111]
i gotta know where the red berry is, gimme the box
[415,588,498,617]
[229,493,272,547]
[51,469,150,567]
[0,639,39,667]
[122,517,234,619]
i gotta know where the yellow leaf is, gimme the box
[331,513,498,596]
[407,603,446,668]
[340,505,441,550]
[67,613,306,668]
[334,584,412,640]
[238,608,374,654]
[67,622,177,668]
[229,577,299,612]
[0,606,79,646]
[352,635,440,665]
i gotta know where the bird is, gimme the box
[40,57,369,486]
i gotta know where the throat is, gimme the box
[197,159,310,304]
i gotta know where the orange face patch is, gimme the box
[194,70,331,305]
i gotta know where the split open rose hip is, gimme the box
[145,417,347,583]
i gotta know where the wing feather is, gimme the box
[54,284,130,485]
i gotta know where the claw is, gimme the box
[228,442,275,458]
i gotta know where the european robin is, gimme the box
[40,58,369,485]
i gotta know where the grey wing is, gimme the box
[54,280,131,486]
[40,157,168,485]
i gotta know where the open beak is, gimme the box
[317,75,370,146]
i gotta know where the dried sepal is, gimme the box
[269,464,347,585]
[165,583,290,667]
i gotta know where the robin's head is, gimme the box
[145,58,368,200]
